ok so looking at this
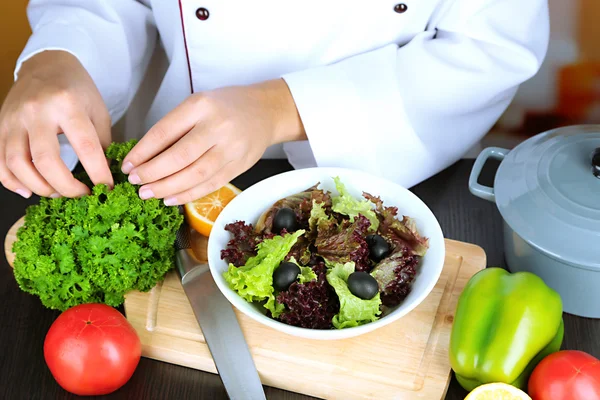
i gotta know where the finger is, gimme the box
[138,146,228,200]
[163,162,237,206]
[61,115,113,188]
[122,96,203,173]
[5,130,58,197]
[129,129,214,186]
[29,125,90,198]
[90,113,113,170]
[90,108,112,150]
[0,139,31,198]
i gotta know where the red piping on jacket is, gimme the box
[178,0,194,94]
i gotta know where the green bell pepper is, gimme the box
[449,267,564,392]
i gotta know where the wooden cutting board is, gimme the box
[5,216,486,400]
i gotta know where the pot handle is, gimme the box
[468,147,508,202]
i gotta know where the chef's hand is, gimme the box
[0,50,113,199]
[121,79,306,205]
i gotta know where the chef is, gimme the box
[0,0,549,206]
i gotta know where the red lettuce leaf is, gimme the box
[220,221,274,267]
[314,214,371,272]
[284,235,316,265]
[371,251,418,308]
[363,193,429,256]
[255,184,332,234]
[275,262,339,329]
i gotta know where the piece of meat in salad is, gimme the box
[220,177,429,330]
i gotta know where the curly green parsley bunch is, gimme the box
[12,140,184,311]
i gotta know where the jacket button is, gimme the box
[394,3,408,13]
[196,7,209,20]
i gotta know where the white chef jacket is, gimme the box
[15,0,549,189]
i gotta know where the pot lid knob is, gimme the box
[593,147,600,178]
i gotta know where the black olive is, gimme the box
[347,271,380,300]
[272,207,298,233]
[366,234,391,262]
[273,261,301,291]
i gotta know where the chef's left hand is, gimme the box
[121,79,305,205]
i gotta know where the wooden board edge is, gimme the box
[434,241,486,399]
[4,216,24,269]
[444,238,486,265]
[412,240,486,397]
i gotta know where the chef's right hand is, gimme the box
[0,50,113,199]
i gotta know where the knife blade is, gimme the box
[174,217,266,400]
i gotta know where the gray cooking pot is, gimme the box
[468,124,600,318]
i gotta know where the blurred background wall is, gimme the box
[2,0,600,151]
[0,1,30,102]
[481,0,600,148]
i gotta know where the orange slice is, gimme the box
[184,183,241,237]
[464,383,531,400]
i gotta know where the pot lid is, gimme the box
[494,125,600,271]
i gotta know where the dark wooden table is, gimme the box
[1,159,598,400]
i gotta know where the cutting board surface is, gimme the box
[5,216,486,400]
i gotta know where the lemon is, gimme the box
[464,383,532,400]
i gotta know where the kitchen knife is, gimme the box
[174,216,266,400]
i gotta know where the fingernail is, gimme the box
[122,161,134,174]
[164,197,178,206]
[128,173,141,185]
[50,193,61,198]
[139,187,154,200]
[15,189,31,199]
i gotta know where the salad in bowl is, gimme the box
[207,168,445,340]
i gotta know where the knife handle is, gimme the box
[176,247,202,282]
[175,221,198,280]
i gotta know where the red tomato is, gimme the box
[44,303,142,396]
[528,350,600,400]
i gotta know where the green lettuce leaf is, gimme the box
[308,200,333,233]
[223,230,305,316]
[331,177,378,232]
[298,266,318,284]
[325,261,382,329]
[264,294,286,318]
[287,257,318,284]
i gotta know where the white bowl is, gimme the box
[207,167,445,340]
